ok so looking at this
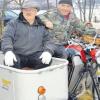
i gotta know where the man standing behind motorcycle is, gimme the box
[39,0,95,94]
[39,0,87,58]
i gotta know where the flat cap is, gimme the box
[21,0,40,11]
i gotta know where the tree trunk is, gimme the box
[47,0,50,9]
[83,0,86,22]
[89,0,95,22]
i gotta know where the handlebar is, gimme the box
[67,38,100,64]
[68,38,98,50]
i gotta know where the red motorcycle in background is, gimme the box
[65,38,100,100]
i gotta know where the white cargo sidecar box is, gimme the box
[0,55,68,100]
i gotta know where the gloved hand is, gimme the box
[39,51,52,64]
[4,51,17,66]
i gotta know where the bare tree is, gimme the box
[83,0,86,22]
[75,0,83,21]
[56,0,58,7]
[14,0,25,8]
[88,0,95,22]
[46,0,50,9]
[0,0,11,37]
[0,0,25,37]
[75,0,95,22]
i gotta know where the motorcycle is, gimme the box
[65,37,100,100]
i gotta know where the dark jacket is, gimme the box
[1,13,54,55]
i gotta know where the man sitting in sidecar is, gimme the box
[1,1,55,69]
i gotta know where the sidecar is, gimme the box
[0,52,68,100]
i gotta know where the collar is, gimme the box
[64,13,70,19]
[18,12,44,26]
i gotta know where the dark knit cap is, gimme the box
[58,0,73,6]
